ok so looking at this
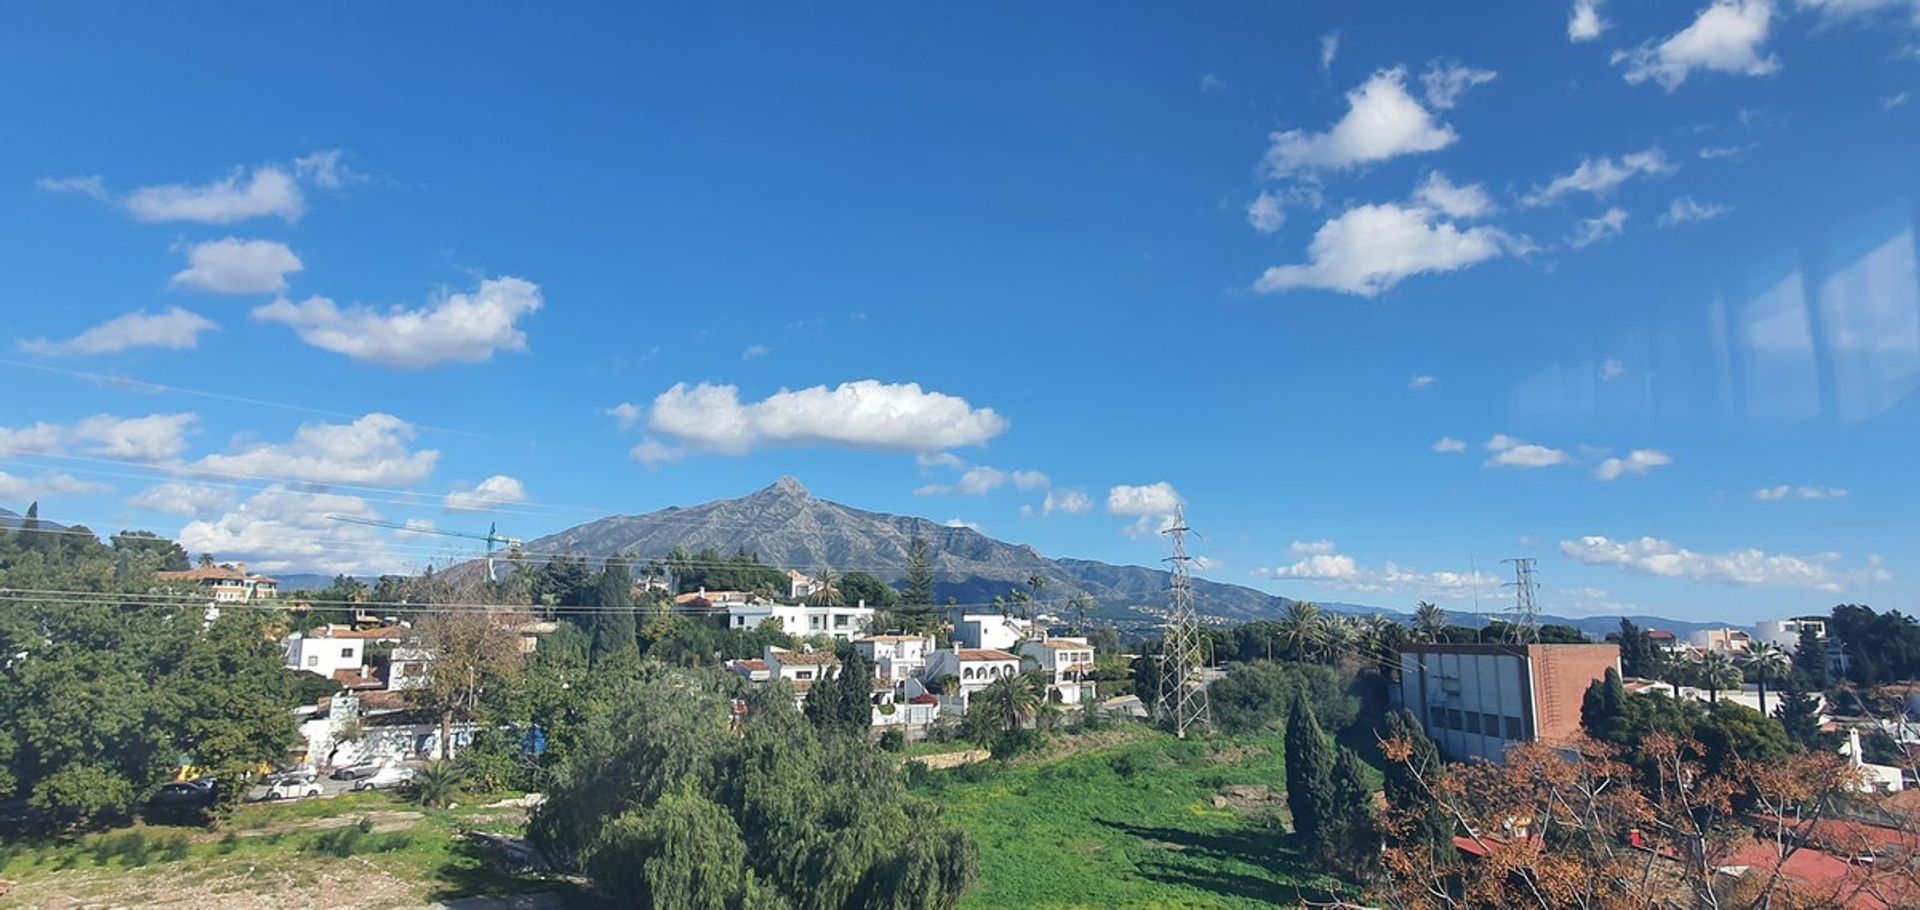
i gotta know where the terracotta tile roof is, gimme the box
[1036,640,1090,650]
[156,566,247,582]
[315,625,407,641]
[956,649,1017,662]
[776,651,840,666]
[355,691,410,712]
[332,668,384,689]
[733,659,769,672]
[862,635,929,643]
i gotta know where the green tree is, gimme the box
[1412,601,1446,643]
[1744,642,1789,716]
[1284,696,1338,862]
[1329,745,1377,873]
[1616,618,1655,678]
[409,761,467,808]
[590,556,638,662]
[1777,674,1828,750]
[1277,601,1327,663]
[584,783,773,910]
[804,649,874,736]
[1379,709,1451,858]
[1580,667,1628,742]
[903,536,936,607]
[1694,651,1741,706]
[837,571,897,610]
[1793,622,1831,689]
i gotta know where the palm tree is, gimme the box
[979,672,1044,736]
[1745,643,1790,716]
[807,567,844,606]
[1278,601,1327,662]
[408,762,467,809]
[1413,601,1447,642]
[1696,651,1742,706]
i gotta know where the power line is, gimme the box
[1502,557,1540,645]
[1153,504,1210,739]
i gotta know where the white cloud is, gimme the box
[1107,482,1183,516]
[630,439,683,469]
[640,379,1008,458]
[125,165,304,224]
[0,413,198,462]
[179,485,411,575]
[1420,60,1498,110]
[917,466,1007,497]
[1659,196,1731,226]
[1262,67,1458,176]
[1431,436,1467,453]
[444,475,529,512]
[1754,484,1849,500]
[1884,90,1911,110]
[1599,358,1626,381]
[1409,374,1438,390]
[36,176,108,201]
[253,276,543,369]
[944,518,982,532]
[1255,200,1515,297]
[292,150,359,189]
[1570,0,1610,40]
[17,307,217,356]
[916,452,967,471]
[171,238,303,294]
[1570,207,1630,248]
[0,471,112,501]
[1484,433,1569,469]
[1794,0,1920,26]
[1247,192,1286,233]
[1613,0,1780,91]
[1254,544,1504,598]
[1698,142,1760,160]
[741,343,770,360]
[1523,149,1675,207]
[605,402,643,430]
[1010,470,1050,491]
[1319,32,1340,74]
[127,483,234,517]
[1561,534,1889,591]
[1414,171,1495,219]
[191,413,438,486]
[1200,73,1228,93]
[1193,556,1226,571]
[1595,448,1673,480]
[1042,488,1092,515]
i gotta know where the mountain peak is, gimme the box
[761,476,810,499]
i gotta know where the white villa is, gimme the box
[859,634,936,681]
[1018,637,1098,706]
[284,625,407,683]
[727,601,875,641]
[952,613,1032,652]
[156,563,280,603]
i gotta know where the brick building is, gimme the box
[1392,642,1620,763]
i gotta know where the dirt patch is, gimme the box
[1205,745,1269,766]
[908,749,991,770]
[1211,784,1285,813]
[1010,726,1155,766]
[195,810,425,843]
[4,856,422,909]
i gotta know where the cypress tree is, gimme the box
[1581,667,1627,743]
[1285,695,1338,861]
[1330,745,1377,872]
[590,556,637,664]
[1793,623,1831,689]
[1380,709,1451,858]
[1778,673,1827,749]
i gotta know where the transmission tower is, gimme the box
[1155,505,1210,739]
[1502,557,1540,644]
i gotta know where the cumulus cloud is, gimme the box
[1660,196,1731,226]
[604,402,643,430]
[127,483,234,517]
[253,276,543,369]
[630,439,683,469]
[1754,484,1848,500]
[1561,534,1890,591]
[917,466,1007,497]
[1523,149,1675,207]
[1253,543,1504,598]
[1599,358,1626,381]
[1420,60,1498,110]
[1255,200,1516,297]
[741,344,770,360]
[444,475,529,512]
[36,176,107,201]
[292,149,360,189]
[1247,192,1286,233]
[1613,0,1780,91]
[1011,470,1050,490]
[1042,488,1092,515]
[179,485,412,575]
[1431,437,1467,453]
[0,471,112,501]
[125,165,304,224]
[1414,172,1495,219]
[915,452,967,471]
[190,413,438,486]
[17,307,216,356]
[1570,0,1610,40]
[1484,433,1570,469]
[0,413,198,462]
[1319,31,1340,74]
[1409,374,1438,391]
[944,518,982,532]
[1570,208,1630,248]
[1262,67,1458,176]
[1595,448,1673,480]
[1108,482,1183,537]
[636,380,1008,462]
[171,238,303,294]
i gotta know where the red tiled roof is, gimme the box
[956,649,1017,662]
[314,625,407,641]
[1716,841,1900,909]
[355,691,410,712]
[909,693,940,705]
[733,659,769,672]
[1036,640,1090,650]
[156,566,247,582]
[775,651,839,666]
[1647,630,1677,641]
[332,668,384,689]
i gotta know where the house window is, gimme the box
[1464,712,1482,735]
[1445,708,1463,730]
[795,670,813,681]
[306,655,318,667]
[1504,716,1523,740]
[341,647,354,659]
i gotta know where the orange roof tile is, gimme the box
[956,649,1017,662]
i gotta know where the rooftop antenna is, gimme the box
[1154,505,1210,739]
[1502,557,1540,645]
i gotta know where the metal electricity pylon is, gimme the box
[1154,505,1210,739]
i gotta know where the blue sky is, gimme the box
[1,2,1916,623]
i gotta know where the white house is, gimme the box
[296,691,478,769]
[764,646,841,705]
[1841,727,1909,793]
[1689,627,1754,655]
[728,602,875,641]
[859,634,935,681]
[284,625,406,681]
[725,658,772,682]
[155,563,280,603]
[1756,617,1826,649]
[387,645,433,692]
[952,613,1032,652]
[787,569,824,602]
[917,648,1021,715]
[1017,637,1098,706]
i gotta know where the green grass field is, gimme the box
[912,726,1357,909]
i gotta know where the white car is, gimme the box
[352,765,416,792]
[265,772,324,801]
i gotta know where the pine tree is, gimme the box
[1778,673,1828,750]
[1380,709,1451,858]
[1793,623,1831,690]
[1581,667,1627,743]
[1284,695,1339,862]
[590,556,637,664]
[1330,745,1377,873]
[1617,618,1654,678]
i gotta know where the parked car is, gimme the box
[352,765,415,792]
[331,761,383,781]
[265,772,323,801]
[143,779,220,822]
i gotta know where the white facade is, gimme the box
[1842,728,1909,793]
[286,634,368,678]
[1396,648,1534,763]
[1689,627,1754,655]
[859,635,935,681]
[787,570,824,602]
[1755,618,1826,649]
[297,693,476,768]
[728,602,875,640]
[921,648,1020,715]
[764,646,841,684]
[952,613,1032,652]
[387,645,433,691]
[1017,637,1098,706]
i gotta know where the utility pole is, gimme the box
[1154,505,1210,739]
[1502,557,1540,645]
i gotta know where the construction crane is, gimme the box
[328,515,524,582]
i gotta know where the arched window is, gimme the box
[963,668,974,680]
